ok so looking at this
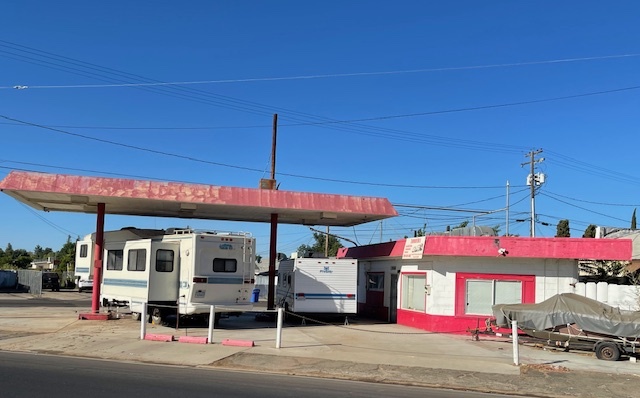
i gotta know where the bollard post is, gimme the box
[276,307,283,349]
[512,320,519,366]
[207,305,215,344]
[140,302,147,340]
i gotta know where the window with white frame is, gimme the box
[127,249,146,272]
[106,249,123,271]
[401,274,426,312]
[465,279,521,315]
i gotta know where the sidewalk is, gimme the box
[1,292,639,397]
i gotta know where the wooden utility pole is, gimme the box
[267,114,278,310]
[522,149,544,237]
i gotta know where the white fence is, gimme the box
[575,282,640,311]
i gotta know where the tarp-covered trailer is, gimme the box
[277,258,358,316]
[493,293,640,361]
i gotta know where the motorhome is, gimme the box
[75,227,256,323]
[75,228,165,293]
[276,258,358,315]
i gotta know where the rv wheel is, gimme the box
[151,308,163,325]
[595,342,621,361]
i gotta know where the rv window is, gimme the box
[213,258,237,272]
[127,249,147,272]
[106,250,124,270]
[156,249,174,272]
[79,244,88,258]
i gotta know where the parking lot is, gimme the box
[1,291,640,398]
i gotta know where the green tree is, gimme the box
[632,209,637,230]
[556,219,570,237]
[55,235,76,273]
[580,260,629,281]
[297,232,344,257]
[583,224,597,238]
[11,249,32,269]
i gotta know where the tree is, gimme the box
[556,219,570,237]
[632,208,637,230]
[580,260,629,281]
[55,235,76,273]
[297,232,344,257]
[12,249,32,269]
[583,224,597,238]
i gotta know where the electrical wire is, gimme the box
[539,193,629,223]
[2,41,638,156]
[4,52,640,90]
[543,190,640,207]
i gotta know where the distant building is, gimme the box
[30,257,57,270]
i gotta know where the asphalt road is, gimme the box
[0,295,91,308]
[0,351,529,398]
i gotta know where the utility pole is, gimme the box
[266,114,278,310]
[522,149,544,237]
[324,226,329,257]
[505,180,510,237]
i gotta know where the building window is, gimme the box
[106,250,123,271]
[79,244,88,258]
[401,274,426,312]
[156,250,174,272]
[127,249,146,272]
[465,280,522,315]
[367,273,384,291]
[213,258,237,272]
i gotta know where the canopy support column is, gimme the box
[267,213,278,310]
[90,203,105,313]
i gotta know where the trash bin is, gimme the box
[251,288,260,303]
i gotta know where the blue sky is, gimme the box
[1,1,639,257]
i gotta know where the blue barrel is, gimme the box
[251,288,260,302]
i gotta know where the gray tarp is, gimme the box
[493,293,640,338]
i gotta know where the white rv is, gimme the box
[276,258,358,314]
[75,227,256,323]
[75,228,165,293]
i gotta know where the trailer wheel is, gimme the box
[595,342,621,361]
[151,307,164,325]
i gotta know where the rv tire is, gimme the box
[151,307,163,325]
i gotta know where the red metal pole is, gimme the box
[91,203,105,313]
[267,213,278,310]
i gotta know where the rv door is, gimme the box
[148,242,180,303]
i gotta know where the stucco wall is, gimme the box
[363,256,578,315]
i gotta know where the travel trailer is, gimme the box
[276,258,358,315]
[75,227,256,323]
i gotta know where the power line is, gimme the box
[543,190,640,207]
[2,41,639,156]
[0,42,529,154]
[0,154,510,190]
[4,52,640,90]
[539,192,629,223]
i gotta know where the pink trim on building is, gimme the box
[338,235,631,261]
